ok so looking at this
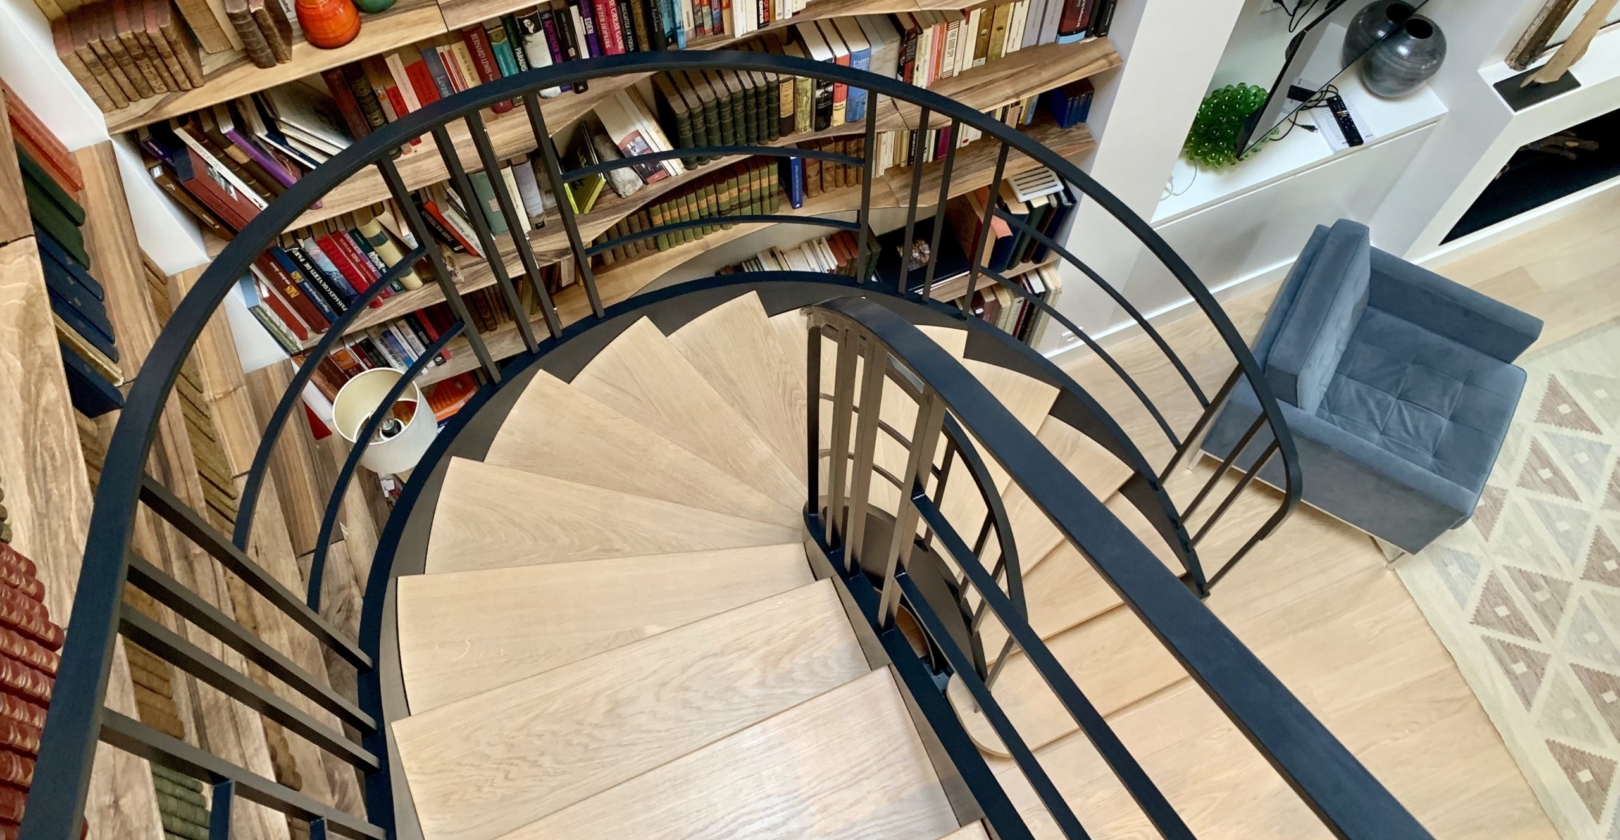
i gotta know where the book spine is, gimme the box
[421,48,457,99]
[539,10,572,92]
[557,4,587,93]
[269,248,340,325]
[617,0,639,52]
[593,0,624,54]
[502,15,532,71]
[574,0,602,57]
[284,244,350,315]
[464,26,518,112]
[321,67,371,141]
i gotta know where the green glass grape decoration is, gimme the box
[1182,83,1269,169]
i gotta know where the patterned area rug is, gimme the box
[1400,321,1620,840]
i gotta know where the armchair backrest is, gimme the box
[1263,220,1372,414]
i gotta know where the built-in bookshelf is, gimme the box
[410,115,1090,384]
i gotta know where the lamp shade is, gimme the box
[330,368,437,475]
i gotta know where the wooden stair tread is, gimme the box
[395,580,869,840]
[427,459,797,574]
[1003,418,1136,572]
[397,544,813,713]
[990,679,1331,839]
[485,369,795,526]
[572,317,805,509]
[671,292,807,481]
[935,360,1060,537]
[935,824,990,840]
[499,669,959,840]
[953,602,1189,756]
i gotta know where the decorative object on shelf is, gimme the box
[1342,0,1413,67]
[1523,0,1620,85]
[295,0,361,49]
[1363,15,1446,97]
[354,0,395,12]
[1506,0,1581,71]
[1182,83,1268,169]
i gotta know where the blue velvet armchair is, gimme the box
[1203,220,1544,554]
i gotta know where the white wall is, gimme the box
[1042,0,1248,349]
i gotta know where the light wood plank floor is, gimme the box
[1045,190,1620,839]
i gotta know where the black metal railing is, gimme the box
[808,298,1428,840]
[28,53,1301,839]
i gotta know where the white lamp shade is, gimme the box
[331,369,437,475]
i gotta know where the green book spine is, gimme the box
[501,15,531,71]
[467,171,508,236]
[681,192,699,243]
[25,178,90,267]
[738,73,759,145]
[729,76,749,146]
[701,180,719,234]
[719,171,738,228]
[762,72,781,141]
[16,146,86,225]
[650,199,670,251]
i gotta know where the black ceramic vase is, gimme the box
[1342,0,1414,67]
[1364,15,1446,96]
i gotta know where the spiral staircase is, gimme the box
[24,54,1434,840]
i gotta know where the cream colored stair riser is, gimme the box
[571,317,804,509]
[498,669,960,840]
[483,369,796,526]
[394,580,870,840]
[671,292,807,481]
[397,544,812,713]
[426,459,797,574]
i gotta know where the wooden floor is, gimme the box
[1039,189,1620,839]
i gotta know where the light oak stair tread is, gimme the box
[397,544,813,713]
[936,360,1060,536]
[670,292,807,481]
[485,369,796,526]
[952,602,1189,756]
[935,824,990,840]
[499,669,959,840]
[1003,418,1137,573]
[571,317,805,509]
[768,308,809,402]
[395,580,869,840]
[427,459,797,574]
[990,679,1331,839]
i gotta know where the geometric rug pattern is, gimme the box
[1399,321,1620,840]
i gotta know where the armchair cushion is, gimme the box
[1368,250,1543,362]
[1320,308,1525,497]
[1263,221,1371,414]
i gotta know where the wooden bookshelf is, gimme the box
[412,116,1090,385]
[103,0,450,133]
[887,38,1121,131]
[926,254,1055,302]
[274,31,1115,230]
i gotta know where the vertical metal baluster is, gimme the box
[825,328,859,561]
[208,780,234,840]
[843,338,888,569]
[897,105,932,297]
[377,157,501,383]
[308,818,329,840]
[920,440,957,555]
[965,116,1011,317]
[468,110,562,342]
[878,388,947,629]
[806,323,822,510]
[432,123,539,354]
[855,91,880,283]
[524,92,605,319]
[921,118,959,301]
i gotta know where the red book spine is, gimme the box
[0,589,62,652]
[256,254,331,331]
[1057,0,1085,39]
[0,564,40,605]
[315,233,376,310]
[0,749,34,790]
[0,657,51,706]
[421,201,482,255]
[0,629,57,679]
[252,271,311,343]
[334,230,391,301]
[595,0,625,54]
[320,67,372,142]
[462,27,515,113]
[0,694,45,731]
[0,547,36,582]
[0,716,41,758]
[404,59,441,107]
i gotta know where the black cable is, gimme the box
[1266,84,1340,145]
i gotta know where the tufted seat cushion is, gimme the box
[1318,308,1526,497]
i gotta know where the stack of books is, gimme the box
[783,136,864,208]
[237,204,426,354]
[962,262,1057,342]
[6,84,126,418]
[593,156,779,261]
[722,229,875,278]
[48,0,208,113]
[0,542,67,830]
[946,174,1075,275]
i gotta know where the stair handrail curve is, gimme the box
[26,52,1299,840]
[807,297,1428,840]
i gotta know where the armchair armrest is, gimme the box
[1368,250,1544,362]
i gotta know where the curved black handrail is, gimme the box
[809,298,1429,840]
[27,51,1301,840]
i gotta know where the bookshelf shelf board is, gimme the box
[412,117,1089,385]
[103,0,449,134]
[442,0,949,41]
[926,254,1055,303]
[318,118,869,341]
[887,38,1120,131]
